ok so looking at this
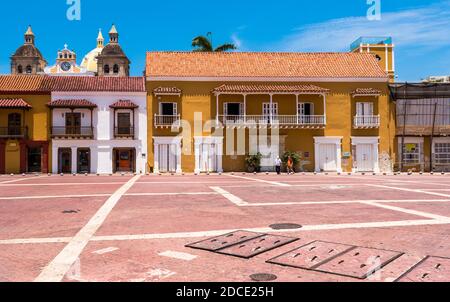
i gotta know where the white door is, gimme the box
[199,143,217,172]
[158,144,177,173]
[319,144,337,171]
[356,144,374,172]
[263,103,278,120]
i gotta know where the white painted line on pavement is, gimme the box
[34,175,141,282]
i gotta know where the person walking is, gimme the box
[275,156,282,175]
[287,156,294,175]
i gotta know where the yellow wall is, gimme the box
[0,94,51,173]
[146,81,394,173]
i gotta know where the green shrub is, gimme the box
[245,153,263,172]
[282,151,302,166]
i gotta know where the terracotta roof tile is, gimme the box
[153,86,182,94]
[0,75,146,93]
[352,88,382,96]
[146,52,388,79]
[110,100,139,109]
[0,75,52,93]
[48,99,97,108]
[0,98,32,108]
[212,84,329,94]
[50,76,146,92]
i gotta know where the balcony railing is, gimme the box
[114,127,135,138]
[354,115,380,128]
[0,127,28,138]
[218,115,326,127]
[154,114,181,128]
[51,126,94,139]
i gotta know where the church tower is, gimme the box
[350,37,395,82]
[10,26,47,75]
[96,24,130,77]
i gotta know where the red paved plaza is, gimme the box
[0,173,449,282]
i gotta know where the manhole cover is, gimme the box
[62,210,80,214]
[250,273,278,282]
[270,223,303,230]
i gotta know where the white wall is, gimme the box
[51,92,148,174]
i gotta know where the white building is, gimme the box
[48,77,147,174]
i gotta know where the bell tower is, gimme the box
[96,24,130,77]
[10,26,47,75]
[351,37,395,82]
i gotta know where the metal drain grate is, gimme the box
[267,241,356,270]
[217,235,299,259]
[396,256,450,282]
[185,231,265,252]
[270,223,302,230]
[314,247,403,279]
[62,210,80,214]
[250,273,278,282]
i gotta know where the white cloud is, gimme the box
[273,1,450,52]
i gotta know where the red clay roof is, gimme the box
[146,52,388,79]
[352,88,382,96]
[48,99,97,108]
[0,98,32,108]
[212,84,329,94]
[50,76,146,92]
[110,100,139,109]
[0,75,146,93]
[153,86,182,94]
[0,75,52,93]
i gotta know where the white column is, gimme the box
[71,146,77,174]
[269,94,273,123]
[314,142,320,173]
[336,141,343,173]
[296,94,299,124]
[216,94,219,125]
[52,145,58,174]
[217,138,223,173]
[373,142,380,173]
[194,139,201,174]
[322,94,327,125]
[153,142,160,174]
[243,94,247,122]
[176,142,182,174]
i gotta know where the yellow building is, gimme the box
[146,38,396,174]
[0,76,51,174]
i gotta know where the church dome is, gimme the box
[100,43,127,57]
[13,44,45,58]
[80,29,105,73]
[81,47,103,73]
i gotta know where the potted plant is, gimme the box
[245,153,262,173]
[282,151,302,172]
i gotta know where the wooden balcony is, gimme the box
[353,115,380,129]
[217,115,326,128]
[0,127,28,139]
[154,114,181,128]
[114,127,135,139]
[51,127,94,139]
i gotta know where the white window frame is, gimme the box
[263,102,278,118]
[159,102,177,116]
[223,102,243,116]
[298,102,315,116]
[356,102,374,116]
[398,137,424,165]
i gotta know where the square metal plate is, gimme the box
[396,256,450,282]
[314,247,404,279]
[185,231,265,252]
[216,234,299,259]
[267,241,356,270]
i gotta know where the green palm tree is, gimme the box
[192,32,237,52]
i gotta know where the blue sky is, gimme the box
[0,0,449,81]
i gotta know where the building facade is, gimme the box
[146,39,397,174]
[48,77,147,174]
[390,83,450,172]
[0,76,51,174]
